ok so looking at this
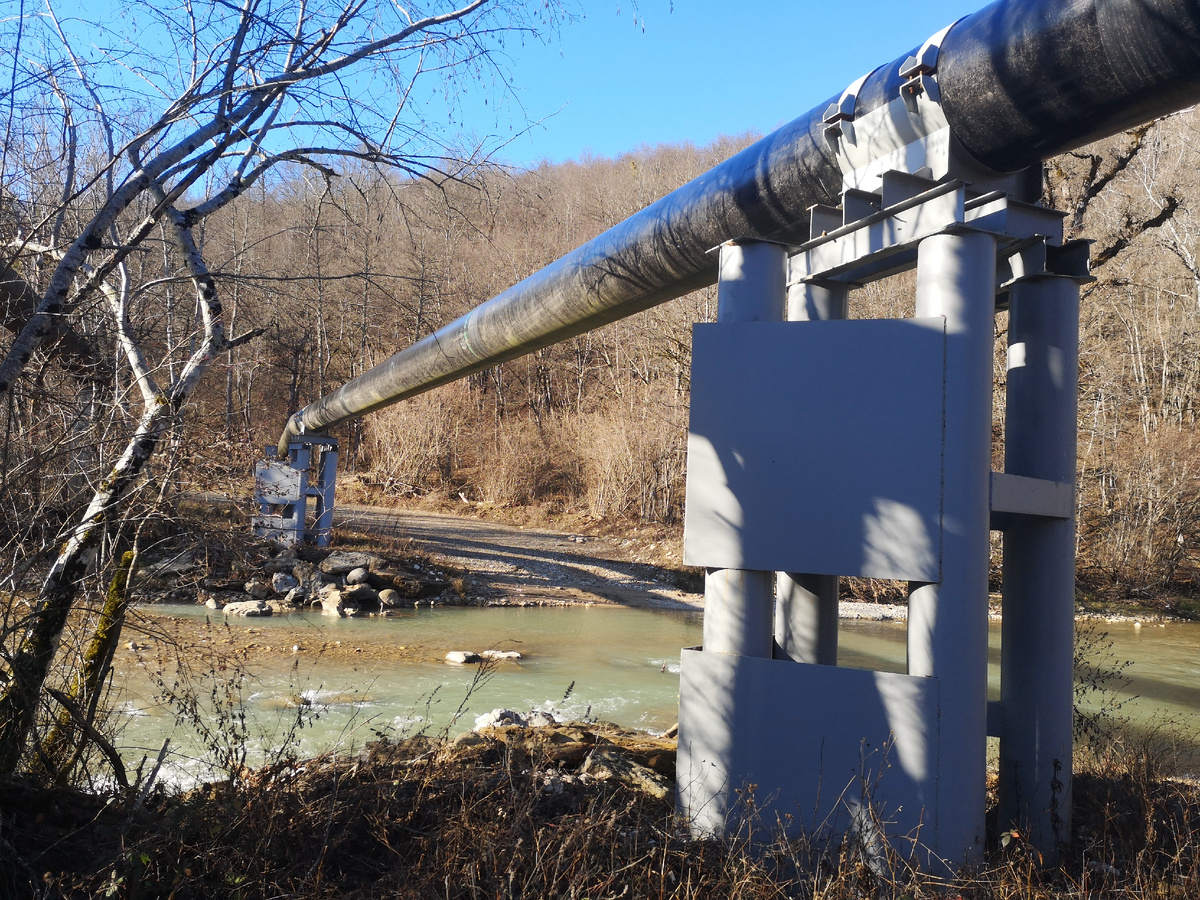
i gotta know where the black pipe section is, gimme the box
[938,0,1200,171]
[280,0,1200,453]
[278,106,845,452]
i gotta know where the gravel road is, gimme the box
[335,505,703,611]
[333,505,913,621]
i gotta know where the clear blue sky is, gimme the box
[469,0,987,167]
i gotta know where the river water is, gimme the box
[112,605,1200,785]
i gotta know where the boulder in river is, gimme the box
[201,576,245,592]
[292,562,321,588]
[341,583,380,609]
[345,566,371,585]
[141,554,197,582]
[318,585,346,617]
[199,588,241,609]
[368,562,448,598]
[445,650,482,664]
[480,649,522,661]
[223,600,272,617]
[473,708,525,729]
[260,552,299,575]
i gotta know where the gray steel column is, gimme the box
[907,231,995,862]
[313,443,339,548]
[775,279,848,665]
[703,240,785,658]
[999,275,1079,860]
[286,442,312,542]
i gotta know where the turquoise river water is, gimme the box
[112,605,1200,786]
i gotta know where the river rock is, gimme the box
[580,747,671,800]
[260,552,299,575]
[223,600,273,617]
[345,566,371,585]
[446,651,482,664]
[341,583,380,609]
[378,588,401,608]
[526,709,556,727]
[142,554,197,580]
[319,551,379,575]
[474,708,524,729]
[244,580,270,599]
[271,572,300,593]
[368,563,448,598]
[480,649,522,661]
[198,588,241,609]
[201,576,245,592]
[318,585,346,617]
[291,563,323,597]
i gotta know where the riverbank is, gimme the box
[345,492,1200,619]
[5,718,1199,899]
[149,499,1198,631]
[122,595,1181,678]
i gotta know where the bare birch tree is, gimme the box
[0,0,565,775]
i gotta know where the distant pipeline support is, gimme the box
[279,0,1200,454]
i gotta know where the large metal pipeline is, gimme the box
[278,0,1200,454]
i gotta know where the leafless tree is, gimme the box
[0,0,566,775]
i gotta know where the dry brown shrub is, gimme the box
[1079,422,1200,594]
[361,385,470,496]
[469,415,584,507]
[570,402,686,524]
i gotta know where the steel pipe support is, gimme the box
[775,279,849,665]
[701,241,785,658]
[998,275,1080,861]
[907,231,996,862]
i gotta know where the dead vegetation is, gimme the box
[1,722,1198,899]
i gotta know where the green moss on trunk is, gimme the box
[33,550,136,785]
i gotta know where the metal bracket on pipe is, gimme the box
[824,19,1041,202]
[995,238,1094,307]
[822,73,871,147]
[789,172,1079,293]
[899,23,955,113]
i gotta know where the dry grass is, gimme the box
[3,722,1198,900]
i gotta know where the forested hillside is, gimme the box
[7,111,1200,602]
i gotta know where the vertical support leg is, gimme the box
[257,446,275,519]
[680,239,785,837]
[906,232,996,863]
[776,279,848,665]
[313,443,339,548]
[701,239,786,658]
[286,443,312,545]
[999,276,1079,860]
